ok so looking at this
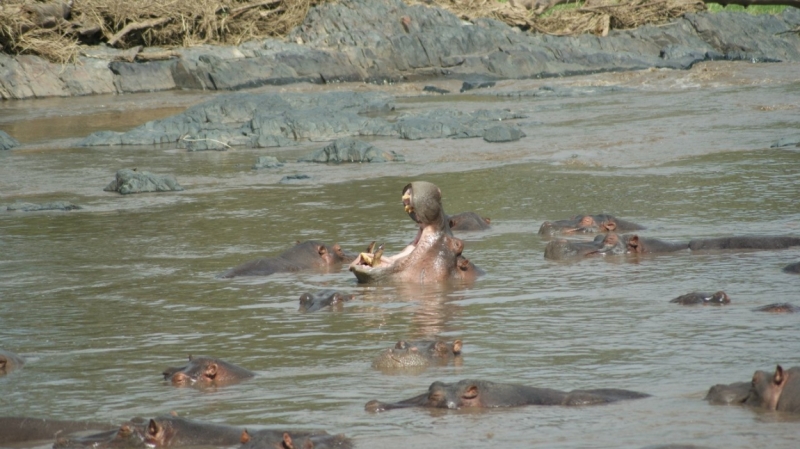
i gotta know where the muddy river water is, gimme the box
[1,61,799,448]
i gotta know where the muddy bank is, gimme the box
[1,0,799,101]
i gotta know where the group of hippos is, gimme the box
[2,181,799,448]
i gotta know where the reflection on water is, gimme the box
[1,61,800,448]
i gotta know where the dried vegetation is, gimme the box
[0,0,708,63]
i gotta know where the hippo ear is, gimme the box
[604,221,617,231]
[240,429,250,444]
[147,419,161,438]
[627,235,642,252]
[774,365,787,386]
[188,354,193,361]
[332,244,345,258]
[281,432,294,449]
[205,363,218,379]
[463,384,479,399]
[484,217,491,225]
[317,245,327,256]
[452,340,463,355]
[302,437,314,449]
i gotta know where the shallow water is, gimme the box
[1,61,799,449]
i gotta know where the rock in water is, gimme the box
[104,169,184,194]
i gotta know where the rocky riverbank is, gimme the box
[1,0,799,101]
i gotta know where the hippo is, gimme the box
[298,290,354,313]
[538,214,645,237]
[669,291,730,306]
[688,235,800,251]
[623,235,688,254]
[447,212,491,231]
[543,233,626,260]
[240,429,353,449]
[704,381,751,405]
[365,379,650,412]
[752,303,800,313]
[350,182,482,284]
[220,241,354,278]
[0,348,25,375]
[544,233,688,260]
[372,339,462,371]
[744,365,800,413]
[54,418,148,449]
[162,355,255,387]
[0,417,115,445]
[783,261,800,274]
[142,416,249,447]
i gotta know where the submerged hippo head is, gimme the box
[350,182,482,284]
[744,365,795,411]
[447,212,491,231]
[0,349,25,375]
[543,233,627,260]
[372,339,463,371]
[54,420,148,449]
[162,355,255,387]
[538,214,645,237]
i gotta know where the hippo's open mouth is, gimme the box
[349,181,481,284]
[350,184,428,273]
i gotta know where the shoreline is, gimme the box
[1,0,799,101]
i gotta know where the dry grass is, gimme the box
[0,0,315,63]
[416,0,706,36]
[1,0,707,63]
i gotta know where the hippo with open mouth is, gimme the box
[349,181,482,284]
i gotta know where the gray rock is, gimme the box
[423,86,449,94]
[298,138,404,163]
[770,135,800,148]
[0,130,20,150]
[251,135,297,148]
[460,80,496,92]
[396,108,527,140]
[280,174,310,183]
[6,201,80,211]
[81,91,400,147]
[78,89,532,148]
[252,156,284,169]
[103,169,184,194]
[109,60,177,93]
[2,0,800,100]
[494,85,635,98]
[483,125,526,142]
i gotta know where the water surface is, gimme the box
[1,61,799,449]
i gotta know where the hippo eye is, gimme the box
[428,392,444,404]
